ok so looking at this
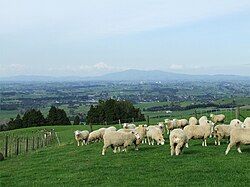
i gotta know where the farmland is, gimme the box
[0,122,250,186]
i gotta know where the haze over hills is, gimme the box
[0,69,249,82]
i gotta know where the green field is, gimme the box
[0,124,250,186]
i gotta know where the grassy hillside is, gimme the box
[0,124,250,186]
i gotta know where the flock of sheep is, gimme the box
[74,114,250,156]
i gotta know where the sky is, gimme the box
[0,0,250,77]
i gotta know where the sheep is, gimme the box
[118,125,147,150]
[189,117,198,126]
[169,129,188,156]
[225,128,250,155]
[102,130,141,155]
[199,116,208,125]
[146,126,165,146]
[175,119,189,129]
[242,117,250,128]
[229,119,243,128]
[74,130,89,146]
[156,122,165,135]
[88,129,102,143]
[123,123,136,129]
[183,120,214,147]
[214,119,245,146]
[210,114,225,124]
[165,119,177,134]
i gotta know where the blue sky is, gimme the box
[0,0,250,76]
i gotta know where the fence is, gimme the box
[0,130,58,159]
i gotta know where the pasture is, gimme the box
[0,124,249,186]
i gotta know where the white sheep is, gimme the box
[184,120,214,147]
[165,119,177,134]
[169,129,188,156]
[88,129,102,143]
[199,116,208,125]
[102,130,140,155]
[225,128,250,155]
[214,125,231,146]
[189,117,198,126]
[242,117,250,128]
[146,126,165,146]
[176,119,189,129]
[74,130,89,146]
[210,114,225,124]
[123,123,136,129]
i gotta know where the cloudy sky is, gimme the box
[1,0,250,77]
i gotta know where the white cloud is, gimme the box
[169,64,184,70]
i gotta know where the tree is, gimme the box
[47,106,71,125]
[86,99,145,125]
[73,115,80,125]
[22,109,45,127]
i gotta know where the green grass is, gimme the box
[0,124,250,186]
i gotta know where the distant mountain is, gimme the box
[0,69,249,82]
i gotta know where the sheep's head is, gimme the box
[157,135,165,145]
[131,130,141,140]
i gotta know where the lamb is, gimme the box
[225,128,250,155]
[102,130,140,155]
[229,119,243,128]
[123,123,136,129]
[189,117,198,126]
[169,129,188,156]
[74,130,89,146]
[210,114,225,124]
[183,120,214,147]
[146,126,165,146]
[242,117,250,128]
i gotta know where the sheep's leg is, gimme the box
[185,142,189,148]
[81,140,84,146]
[170,144,175,156]
[77,141,80,147]
[225,143,234,155]
[167,129,169,135]
[148,137,151,145]
[176,144,182,156]
[117,147,121,153]
[202,140,205,147]
[214,138,217,146]
[102,145,109,156]
[151,140,154,145]
[236,143,242,153]
[204,139,207,147]
[113,147,117,153]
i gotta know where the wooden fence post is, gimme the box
[16,138,19,155]
[235,106,240,119]
[5,135,8,158]
[26,137,29,153]
[194,109,198,119]
[89,123,93,132]
[147,115,150,125]
[32,136,35,150]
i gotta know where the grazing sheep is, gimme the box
[225,128,250,155]
[165,119,177,134]
[123,123,136,129]
[88,130,102,143]
[214,125,231,146]
[118,125,147,150]
[184,120,214,147]
[156,122,166,134]
[169,129,188,156]
[210,114,225,124]
[74,130,89,146]
[175,119,189,129]
[146,126,165,146]
[199,116,208,125]
[242,117,250,128]
[0,152,4,161]
[189,117,198,126]
[102,130,140,155]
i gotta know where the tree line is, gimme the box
[0,106,80,131]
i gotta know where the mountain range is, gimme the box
[1,69,249,82]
